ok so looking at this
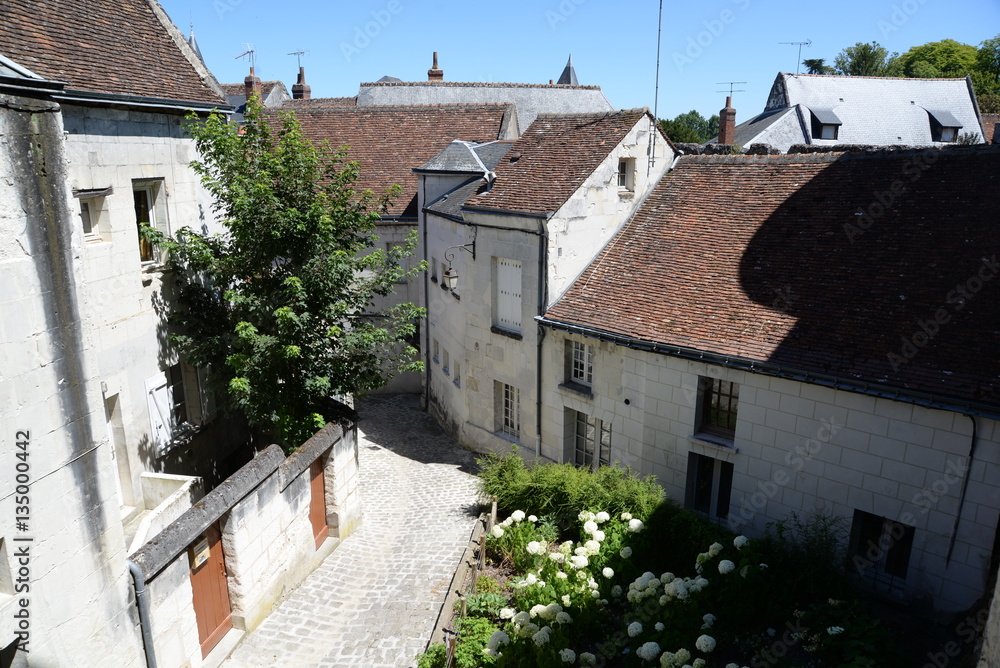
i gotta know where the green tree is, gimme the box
[895,39,978,78]
[974,33,1000,95]
[834,41,898,76]
[659,110,720,143]
[803,58,835,75]
[166,96,424,448]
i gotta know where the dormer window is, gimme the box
[617,158,635,192]
[926,109,962,143]
[809,107,842,141]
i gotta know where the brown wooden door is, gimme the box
[190,522,232,657]
[309,459,329,549]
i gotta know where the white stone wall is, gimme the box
[147,553,202,668]
[423,116,673,456]
[61,103,222,506]
[325,424,362,538]
[540,329,1000,614]
[0,96,143,666]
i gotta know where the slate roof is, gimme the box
[420,141,515,220]
[544,146,1000,409]
[720,73,984,152]
[221,81,286,98]
[0,0,224,105]
[465,109,652,216]
[270,104,513,219]
[282,97,359,109]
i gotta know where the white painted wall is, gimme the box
[540,329,1000,614]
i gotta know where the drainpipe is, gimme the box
[535,216,550,460]
[128,559,157,668]
[421,176,431,412]
[946,414,978,566]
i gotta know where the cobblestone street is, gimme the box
[222,394,481,668]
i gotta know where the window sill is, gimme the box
[559,381,593,399]
[494,430,520,445]
[156,421,204,458]
[453,379,461,389]
[490,325,523,341]
[690,432,739,453]
[617,190,635,199]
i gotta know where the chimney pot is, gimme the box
[292,65,311,100]
[244,66,262,100]
[428,51,444,81]
[718,95,737,146]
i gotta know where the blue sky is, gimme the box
[163,0,1000,122]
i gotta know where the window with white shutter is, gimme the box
[493,257,522,334]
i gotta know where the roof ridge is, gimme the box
[781,71,969,82]
[360,80,603,90]
[534,107,648,120]
[678,142,1000,164]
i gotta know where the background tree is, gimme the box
[974,33,1000,95]
[659,110,720,143]
[834,41,898,76]
[895,39,978,78]
[803,58,835,75]
[167,97,424,448]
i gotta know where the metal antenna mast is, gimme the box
[779,40,812,74]
[288,50,309,67]
[649,0,664,172]
[715,81,746,98]
[235,43,256,69]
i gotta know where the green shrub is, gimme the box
[474,575,502,594]
[414,643,446,668]
[477,448,662,533]
[454,616,498,667]
[463,592,508,618]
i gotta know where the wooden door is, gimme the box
[190,523,232,657]
[309,459,329,549]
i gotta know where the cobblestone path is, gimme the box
[222,394,481,667]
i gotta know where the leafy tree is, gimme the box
[659,110,720,143]
[803,58,835,75]
[834,41,898,76]
[975,33,1000,95]
[895,39,978,78]
[166,96,424,448]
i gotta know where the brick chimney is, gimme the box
[719,96,736,145]
[427,52,443,82]
[292,66,311,100]
[244,66,262,99]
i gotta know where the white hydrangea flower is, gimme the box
[693,659,706,668]
[726,664,741,668]
[574,546,590,557]
[557,611,573,624]
[499,607,515,619]
[549,552,565,563]
[628,519,645,533]
[674,648,692,665]
[541,603,562,620]
[827,626,844,635]
[593,530,606,542]
[560,541,574,554]
[660,572,675,584]
[602,567,615,579]
[584,520,599,535]
[585,540,601,555]
[532,626,551,646]
[596,511,611,523]
[517,622,538,638]
[718,560,736,575]
[620,546,633,558]
[560,648,576,663]
[587,577,599,590]
[502,517,513,527]
[526,541,542,554]
[708,542,723,557]
[637,641,661,661]
[734,535,749,550]
[529,604,546,619]
[487,630,510,650]
[571,555,589,569]
[578,510,596,522]
[695,634,716,653]
[511,510,526,522]
[759,563,768,569]
[528,514,538,522]
[561,594,571,606]
[512,611,530,625]
[522,573,538,586]
[659,594,669,605]
[576,570,588,581]
[591,589,600,598]
[655,622,665,632]
[659,653,675,667]
[557,571,568,579]
[491,525,504,538]
[580,652,597,665]
[611,585,623,597]
[740,565,750,578]
[702,613,716,628]
[628,621,643,637]
[620,512,633,521]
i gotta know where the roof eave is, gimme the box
[54,89,233,113]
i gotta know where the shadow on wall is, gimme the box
[736,147,1000,404]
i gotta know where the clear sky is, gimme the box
[163,0,1000,123]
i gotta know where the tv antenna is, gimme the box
[235,43,256,69]
[288,50,309,67]
[779,40,812,74]
[716,82,746,98]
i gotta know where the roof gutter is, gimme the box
[53,89,233,114]
[536,316,1000,422]
[461,205,551,220]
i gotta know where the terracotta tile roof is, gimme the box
[220,81,285,97]
[0,0,223,105]
[466,109,651,216]
[983,114,1000,144]
[267,104,512,218]
[545,146,1000,407]
[281,96,358,109]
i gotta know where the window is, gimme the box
[443,349,450,376]
[80,201,98,238]
[133,179,169,264]
[493,257,522,334]
[433,339,439,364]
[809,108,842,141]
[685,453,733,520]
[569,340,594,386]
[617,158,635,191]
[145,361,204,456]
[698,377,739,440]
[573,410,611,470]
[926,109,962,143]
[73,187,112,241]
[431,256,439,283]
[453,361,461,388]
[850,511,915,582]
[496,382,520,439]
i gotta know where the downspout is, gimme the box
[421,176,432,412]
[128,560,157,668]
[946,414,979,566]
[535,216,550,460]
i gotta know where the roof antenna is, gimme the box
[779,40,812,74]
[648,0,664,172]
[288,50,309,67]
[235,43,256,69]
[716,81,747,98]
